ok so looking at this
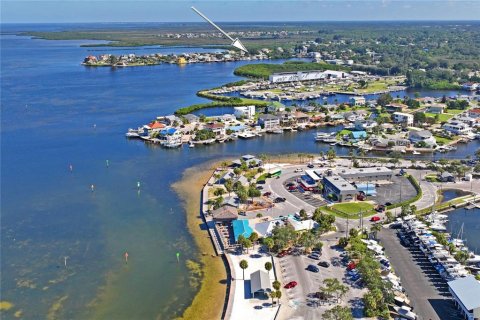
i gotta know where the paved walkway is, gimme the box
[378,228,461,320]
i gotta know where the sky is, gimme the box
[1,0,480,23]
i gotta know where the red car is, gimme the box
[370,216,381,222]
[284,281,298,289]
[288,185,296,191]
[347,261,357,271]
[278,250,289,258]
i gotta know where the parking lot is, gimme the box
[374,174,417,206]
[276,238,366,320]
[283,176,327,208]
[378,228,461,320]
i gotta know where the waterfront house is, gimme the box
[426,104,446,114]
[385,103,408,113]
[355,119,377,131]
[258,114,280,130]
[205,123,226,137]
[266,102,286,113]
[294,111,310,124]
[183,114,199,124]
[158,128,183,148]
[277,111,295,126]
[349,96,366,106]
[467,108,480,119]
[392,112,414,127]
[442,121,472,135]
[408,129,436,147]
[250,270,272,296]
[461,82,479,91]
[146,121,166,132]
[350,130,367,140]
[447,275,480,320]
[234,105,256,119]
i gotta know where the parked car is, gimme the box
[385,202,392,206]
[256,185,264,190]
[347,261,357,271]
[263,192,272,197]
[309,253,321,260]
[294,168,303,173]
[318,261,330,268]
[284,281,298,289]
[278,250,289,258]
[307,264,319,273]
[307,163,314,168]
[375,205,386,212]
[286,182,295,187]
[370,216,381,222]
[274,197,286,203]
[288,185,296,191]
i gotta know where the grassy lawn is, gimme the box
[445,109,464,115]
[336,129,352,138]
[320,202,376,219]
[433,135,454,145]
[425,113,454,122]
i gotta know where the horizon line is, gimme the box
[2,19,480,24]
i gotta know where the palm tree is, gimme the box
[239,260,248,280]
[221,161,229,170]
[269,291,277,306]
[263,237,274,254]
[275,290,282,303]
[224,179,233,197]
[371,223,381,240]
[272,280,281,291]
[249,232,259,249]
[265,262,273,276]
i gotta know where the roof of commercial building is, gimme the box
[338,167,392,177]
[211,205,238,221]
[233,219,253,241]
[448,275,480,310]
[250,270,271,294]
[323,175,356,192]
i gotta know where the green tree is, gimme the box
[272,225,296,250]
[275,290,282,303]
[265,261,273,276]
[272,280,281,291]
[322,305,353,320]
[269,291,277,305]
[370,223,381,240]
[263,237,274,253]
[214,188,225,197]
[327,147,336,160]
[454,250,469,265]
[239,259,248,280]
[249,232,259,248]
[243,239,253,253]
[224,179,234,196]
[385,211,394,223]
[299,209,308,220]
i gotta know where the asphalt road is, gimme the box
[378,228,461,320]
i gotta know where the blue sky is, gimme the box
[2,1,479,23]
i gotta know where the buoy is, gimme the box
[91,184,95,192]
[69,164,73,172]
[176,252,180,263]
[137,181,141,189]
[93,124,97,129]
[64,256,68,268]
[124,252,129,264]
[106,160,109,167]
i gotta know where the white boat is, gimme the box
[270,128,283,134]
[412,151,421,155]
[238,131,256,139]
[125,128,139,138]
[189,142,195,148]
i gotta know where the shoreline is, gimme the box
[172,159,230,320]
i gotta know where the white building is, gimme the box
[443,121,473,135]
[234,105,256,119]
[448,276,480,320]
[392,112,414,127]
[350,96,366,106]
[258,114,280,130]
[269,70,349,83]
[468,108,480,118]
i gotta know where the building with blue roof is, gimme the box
[351,130,367,140]
[232,220,253,241]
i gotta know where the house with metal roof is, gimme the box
[447,275,480,320]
